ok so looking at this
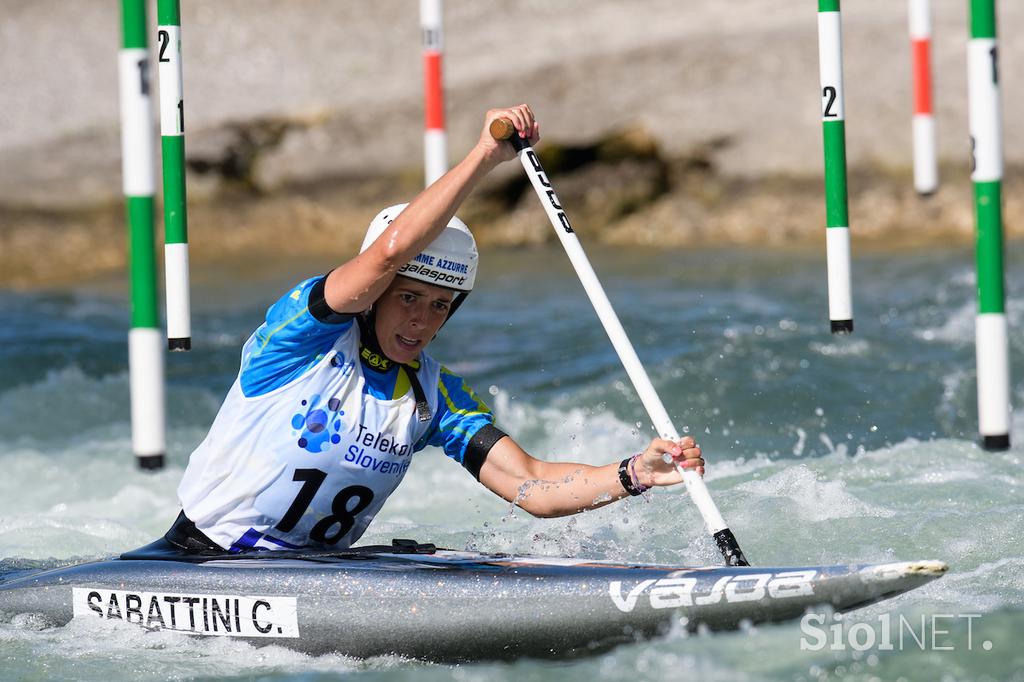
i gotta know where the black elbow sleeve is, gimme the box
[463,424,507,480]
[308,275,356,324]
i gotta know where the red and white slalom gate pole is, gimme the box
[909,0,939,195]
[421,0,447,186]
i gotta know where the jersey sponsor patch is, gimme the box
[72,587,299,638]
[360,346,393,371]
[290,393,346,453]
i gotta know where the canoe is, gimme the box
[0,538,947,661]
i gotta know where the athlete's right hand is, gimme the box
[477,105,540,165]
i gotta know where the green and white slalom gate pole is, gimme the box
[120,0,166,470]
[421,0,448,186]
[817,0,854,334]
[968,0,1011,450]
[491,119,749,567]
[157,0,191,351]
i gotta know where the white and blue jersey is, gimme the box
[177,276,499,552]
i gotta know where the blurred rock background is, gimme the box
[1,0,1021,285]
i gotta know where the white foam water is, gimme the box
[2,245,1023,680]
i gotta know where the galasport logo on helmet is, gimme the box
[360,346,393,372]
[398,253,470,288]
[525,149,574,234]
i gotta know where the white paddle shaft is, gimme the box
[514,147,727,533]
[490,121,741,554]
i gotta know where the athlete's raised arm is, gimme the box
[477,435,704,518]
[323,105,540,314]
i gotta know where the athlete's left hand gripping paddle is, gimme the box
[490,117,749,567]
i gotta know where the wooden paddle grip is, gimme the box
[488,118,515,141]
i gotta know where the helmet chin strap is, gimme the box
[438,292,469,330]
[357,306,385,356]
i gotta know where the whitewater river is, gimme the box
[1,244,1021,681]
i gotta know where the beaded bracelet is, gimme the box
[628,453,651,494]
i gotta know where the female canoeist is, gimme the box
[166,105,704,553]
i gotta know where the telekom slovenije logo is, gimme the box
[291,394,345,453]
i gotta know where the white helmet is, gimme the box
[360,203,478,292]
